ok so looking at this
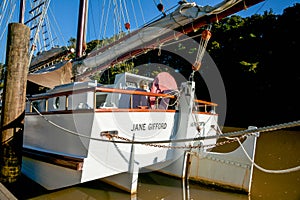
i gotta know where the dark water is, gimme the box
[7,128,300,200]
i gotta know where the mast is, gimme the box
[76,0,88,58]
[19,0,25,23]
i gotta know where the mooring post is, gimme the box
[0,23,30,184]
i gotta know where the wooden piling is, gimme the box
[0,23,30,184]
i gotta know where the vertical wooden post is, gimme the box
[0,23,30,184]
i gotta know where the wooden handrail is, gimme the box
[194,99,218,106]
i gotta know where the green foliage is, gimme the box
[67,37,76,59]
[204,3,300,126]
[115,3,300,126]
[86,39,101,54]
[68,37,76,49]
[239,61,259,73]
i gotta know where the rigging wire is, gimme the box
[49,6,67,47]
[0,0,17,63]
[122,0,130,24]
[0,0,9,28]
[28,0,52,64]
[112,0,121,35]
[0,1,16,43]
[44,15,53,48]
[97,0,106,43]
[102,0,112,43]
[118,0,126,30]
[252,0,268,14]
[88,0,98,43]
[137,0,145,25]
[130,0,138,29]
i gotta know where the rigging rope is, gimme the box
[192,25,212,71]
[28,0,52,66]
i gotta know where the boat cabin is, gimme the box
[25,72,179,113]
[25,72,217,114]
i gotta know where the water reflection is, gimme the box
[28,172,248,200]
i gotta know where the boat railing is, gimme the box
[25,86,176,113]
[26,87,95,113]
[194,99,218,114]
[26,86,217,114]
[95,87,176,110]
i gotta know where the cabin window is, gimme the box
[96,93,108,108]
[32,101,39,111]
[53,97,60,109]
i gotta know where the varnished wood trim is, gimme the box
[96,87,175,98]
[95,108,176,113]
[22,148,84,171]
[194,99,218,106]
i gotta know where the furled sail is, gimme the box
[75,0,263,80]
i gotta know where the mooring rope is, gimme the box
[29,100,300,144]
[236,137,300,173]
[28,101,300,173]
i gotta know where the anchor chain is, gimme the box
[29,99,299,148]
[102,132,248,149]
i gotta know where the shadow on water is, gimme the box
[5,128,300,200]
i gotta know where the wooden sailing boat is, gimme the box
[20,0,264,194]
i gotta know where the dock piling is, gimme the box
[0,23,30,184]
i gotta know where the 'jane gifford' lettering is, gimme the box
[130,123,146,131]
[130,123,167,131]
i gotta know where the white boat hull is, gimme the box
[22,110,218,193]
